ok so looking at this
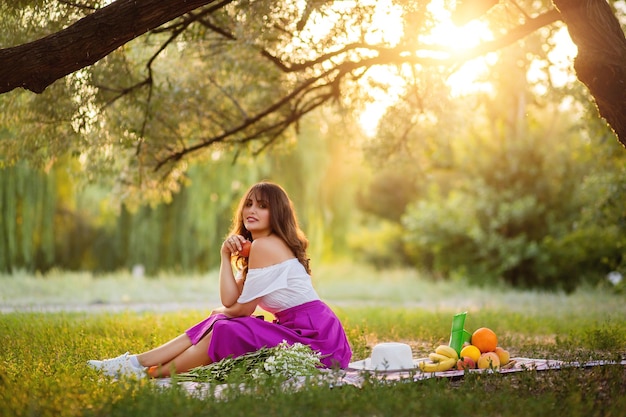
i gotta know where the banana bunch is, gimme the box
[418,345,459,373]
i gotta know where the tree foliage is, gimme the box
[358,39,626,289]
[0,108,366,274]
[1,0,625,198]
[1,161,57,272]
[1,1,625,289]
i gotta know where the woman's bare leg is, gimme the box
[147,332,214,378]
[135,334,193,368]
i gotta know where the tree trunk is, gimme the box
[553,0,626,147]
[0,0,215,94]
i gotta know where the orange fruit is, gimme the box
[471,327,498,353]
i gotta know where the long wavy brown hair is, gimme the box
[229,182,311,276]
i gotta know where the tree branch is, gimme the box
[152,63,344,171]
[151,8,565,171]
[0,0,216,94]
[429,8,563,64]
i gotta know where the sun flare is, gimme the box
[357,0,496,133]
[423,2,494,54]
[421,0,496,96]
[353,0,579,134]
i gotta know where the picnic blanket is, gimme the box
[153,357,626,399]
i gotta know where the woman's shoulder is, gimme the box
[247,258,299,273]
[250,234,283,246]
[248,235,294,268]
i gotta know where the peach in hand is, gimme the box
[239,240,251,257]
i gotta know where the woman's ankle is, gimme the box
[129,355,144,369]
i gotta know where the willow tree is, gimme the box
[0,0,624,197]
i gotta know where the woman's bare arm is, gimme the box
[219,235,247,307]
[220,299,258,318]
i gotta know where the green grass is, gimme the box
[1,265,625,416]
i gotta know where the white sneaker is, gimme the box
[87,352,147,378]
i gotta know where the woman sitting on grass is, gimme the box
[87,181,352,378]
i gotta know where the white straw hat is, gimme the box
[349,342,418,371]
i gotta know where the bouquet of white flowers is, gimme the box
[178,341,322,384]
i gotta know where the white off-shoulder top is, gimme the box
[237,258,320,313]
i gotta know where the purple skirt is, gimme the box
[185,300,352,368]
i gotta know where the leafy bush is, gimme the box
[401,129,625,290]
[346,220,408,269]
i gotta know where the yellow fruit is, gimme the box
[429,352,452,363]
[477,352,501,369]
[495,347,510,364]
[460,344,481,363]
[435,345,459,360]
[471,327,498,353]
[419,357,457,373]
